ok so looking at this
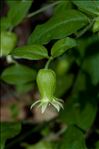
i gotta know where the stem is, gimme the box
[45,57,53,69]
[27,1,61,18]
[76,19,95,39]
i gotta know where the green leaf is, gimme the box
[60,92,97,130]
[6,0,32,27]
[51,37,77,58]
[1,0,33,30]
[72,0,99,16]
[16,83,34,93]
[11,45,49,60]
[23,141,53,149]
[28,9,88,44]
[0,122,21,149]
[54,1,72,15]
[1,63,36,85]
[59,126,87,149]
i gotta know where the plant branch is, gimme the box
[27,1,61,18]
[45,57,53,69]
[76,19,95,39]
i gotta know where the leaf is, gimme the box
[51,37,77,58]
[11,45,49,60]
[23,141,53,149]
[6,0,33,27]
[16,83,34,93]
[1,0,33,30]
[0,122,21,149]
[28,9,89,44]
[72,0,99,16]
[59,126,87,149]
[59,91,97,130]
[1,63,36,85]
[54,1,72,15]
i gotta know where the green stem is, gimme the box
[27,1,61,18]
[45,57,53,69]
[76,19,95,39]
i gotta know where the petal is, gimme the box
[58,99,64,103]
[30,100,41,110]
[54,97,64,103]
[41,103,48,113]
[54,100,64,109]
[51,101,60,112]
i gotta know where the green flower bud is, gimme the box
[56,59,69,76]
[37,69,56,99]
[0,31,17,56]
[31,69,63,113]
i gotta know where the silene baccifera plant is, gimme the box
[1,1,99,149]
[1,27,77,114]
[30,37,77,113]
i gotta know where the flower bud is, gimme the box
[37,69,56,100]
[31,69,63,113]
[56,59,69,76]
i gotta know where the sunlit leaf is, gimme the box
[72,0,99,16]
[11,45,49,60]
[51,37,76,58]
[28,9,88,44]
[7,0,33,27]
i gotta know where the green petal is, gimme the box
[30,100,41,109]
[41,103,48,113]
[54,97,64,103]
[54,100,64,109]
[51,101,60,112]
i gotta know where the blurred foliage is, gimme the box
[0,122,21,149]
[58,126,87,149]
[23,141,53,149]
